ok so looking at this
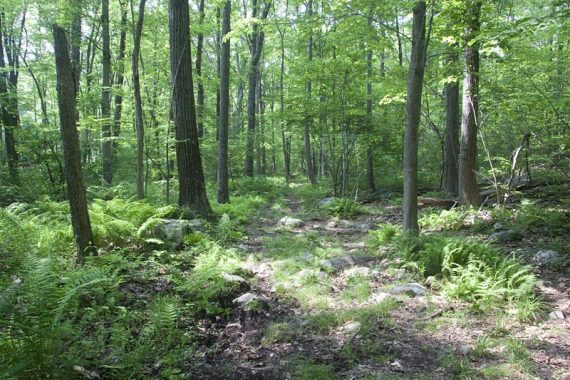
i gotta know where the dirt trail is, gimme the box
[192,197,570,380]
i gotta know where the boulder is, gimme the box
[140,218,193,249]
[549,310,566,320]
[389,283,427,297]
[320,255,374,271]
[319,197,338,207]
[233,292,267,311]
[533,250,560,265]
[278,216,305,228]
[343,266,371,277]
[488,229,520,242]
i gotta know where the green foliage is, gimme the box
[368,224,400,248]
[320,198,368,218]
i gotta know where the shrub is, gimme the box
[321,198,368,218]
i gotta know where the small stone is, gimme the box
[457,346,471,355]
[221,272,248,284]
[370,292,392,303]
[342,321,361,333]
[533,250,560,265]
[298,269,326,280]
[493,222,504,232]
[549,310,566,320]
[320,255,374,271]
[488,229,520,242]
[233,292,267,311]
[278,216,305,228]
[390,283,427,297]
[344,266,370,277]
[560,372,570,380]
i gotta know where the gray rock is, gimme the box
[390,283,427,297]
[319,197,338,207]
[560,373,570,380]
[339,220,370,232]
[221,272,248,284]
[320,255,374,271]
[301,252,315,261]
[488,229,520,242]
[370,292,392,303]
[142,218,193,248]
[278,216,305,228]
[549,310,566,320]
[298,269,326,281]
[533,250,560,265]
[341,321,361,333]
[187,219,205,232]
[233,293,267,311]
[344,266,371,277]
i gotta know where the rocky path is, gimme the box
[192,196,570,380]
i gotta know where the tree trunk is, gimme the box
[195,0,205,138]
[366,9,375,192]
[403,1,427,234]
[132,0,146,200]
[0,13,23,183]
[443,55,460,196]
[304,0,317,185]
[458,0,482,206]
[113,1,128,147]
[53,25,96,265]
[276,2,290,184]
[169,0,212,215]
[101,0,112,184]
[217,0,231,204]
[244,0,271,177]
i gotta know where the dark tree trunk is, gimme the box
[0,13,23,183]
[458,0,482,206]
[53,25,96,265]
[443,55,460,196]
[276,3,290,184]
[244,0,271,177]
[305,0,317,185]
[403,1,427,234]
[169,0,212,215]
[113,1,128,146]
[70,0,82,99]
[217,0,231,204]
[132,0,146,199]
[195,0,205,138]
[101,0,112,184]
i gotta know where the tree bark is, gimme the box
[304,0,317,185]
[403,1,427,234]
[101,0,112,184]
[217,0,231,204]
[169,0,212,215]
[443,55,460,196]
[132,0,146,199]
[458,0,482,206]
[275,2,290,184]
[195,0,205,138]
[113,1,128,146]
[366,9,375,192]
[244,0,271,177]
[53,25,96,265]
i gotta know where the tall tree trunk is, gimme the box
[132,0,146,199]
[443,55,460,196]
[217,0,231,204]
[304,0,317,185]
[276,1,290,184]
[101,0,112,184]
[195,0,205,138]
[244,0,271,177]
[366,9,375,192]
[403,1,427,234]
[458,0,482,206]
[53,25,96,265]
[70,0,82,99]
[113,1,128,146]
[169,0,212,215]
[0,12,24,183]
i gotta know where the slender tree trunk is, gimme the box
[169,0,212,215]
[113,2,128,147]
[244,0,271,177]
[217,0,231,204]
[276,2,290,184]
[304,0,317,185]
[403,1,427,234]
[53,25,96,265]
[458,0,482,206]
[132,0,146,199]
[366,10,375,192]
[443,55,460,196]
[195,0,205,138]
[70,0,82,99]
[101,0,112,184]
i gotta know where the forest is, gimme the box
[0,0,569,378]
